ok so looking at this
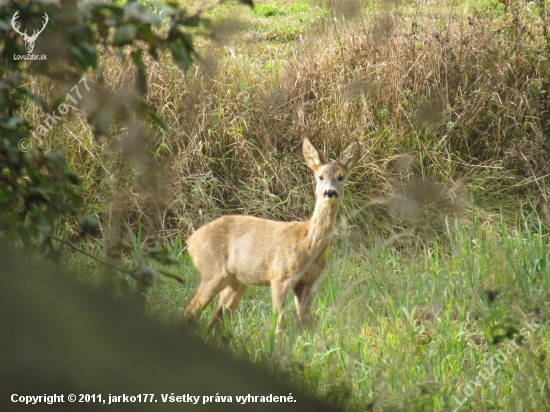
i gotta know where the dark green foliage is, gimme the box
[0,0,252,274]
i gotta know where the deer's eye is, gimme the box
[318,176,324,181]
[338,175,344,182]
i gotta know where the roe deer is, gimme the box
[184,138,360,336]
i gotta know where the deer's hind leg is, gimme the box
[184,268,231,327]
[208,277,248,333]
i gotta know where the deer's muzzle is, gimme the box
[324,190,338,199]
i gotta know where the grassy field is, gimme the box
[71,210,550,411]
[22,0,550,410]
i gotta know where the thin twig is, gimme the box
[50,236,137,277]
[50,236,186,284]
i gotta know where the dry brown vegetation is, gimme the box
[30,0,550,245]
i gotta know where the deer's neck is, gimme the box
[304,198,340,250]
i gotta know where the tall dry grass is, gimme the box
[30,0,550,246]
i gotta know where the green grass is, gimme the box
[69,210,550,411]
[198,0,320,44]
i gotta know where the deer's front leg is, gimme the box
[271,278,296,339]
[293,283,314,331]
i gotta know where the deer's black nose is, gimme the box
[325,189,338,199]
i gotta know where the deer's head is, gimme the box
[303,138,361,206]
[12,11,49,54]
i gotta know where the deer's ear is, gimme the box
[303,138,328,170]
[338,141,360,171]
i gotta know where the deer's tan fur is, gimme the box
[184,138,360,335]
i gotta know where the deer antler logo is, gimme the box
[11,11,49,54]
